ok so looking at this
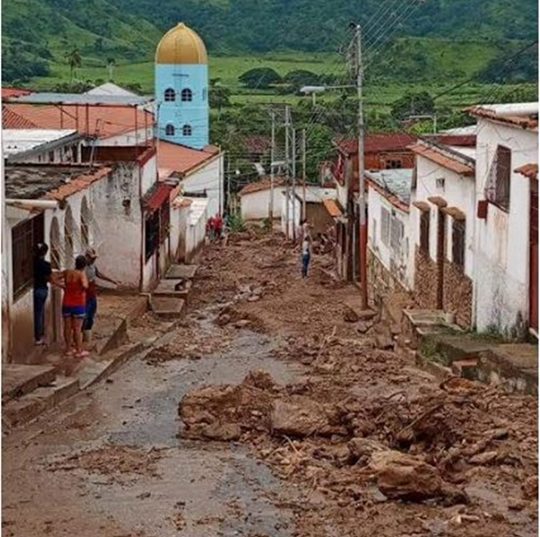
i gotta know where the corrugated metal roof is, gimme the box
[3,129,78,156]
[365,169,413,204]
[5,92,151,106]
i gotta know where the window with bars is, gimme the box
[381,207,390,247]
[164,88,175,102]
[420,210,430,253]
[183,124,192,136]
[452,219,466,270]
[181,88,193,102]
[487,145,511,211]
[12,213,44,300]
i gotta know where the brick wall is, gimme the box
[443,260,473,328]
[414,247,438,309]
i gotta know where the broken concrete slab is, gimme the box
[166,264,199,280]
[152,279,192,299]
[150,296,185,320]
[2,364,56,402]
[3,376,79,427]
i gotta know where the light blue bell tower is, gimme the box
[155,22,209,150]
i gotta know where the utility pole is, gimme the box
[285,106,290,239]
[356,24,368,309]
[269,110,275,220]
[302,128,307,220]
[292,127,297,242]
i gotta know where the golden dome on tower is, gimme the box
[155,23,208,64]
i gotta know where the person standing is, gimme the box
[301,234,312,278]
[61,255,89,358]
[83,248,117,343]
[214,213,224,240]
[33,243,52,345]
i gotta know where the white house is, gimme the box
[3,147,168,362]
[281,185,337,238]
[239,177,286,221]
[171,197,209,262]
[409,138,476,328]
[469,103,538,337]
[158,140,224,219]
[366,169,414,291]
[3,129,83,164]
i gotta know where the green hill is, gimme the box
[2,0,538,85]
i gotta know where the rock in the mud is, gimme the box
[343,306,360,323]
[179,374,275,440]
[522,475,538,500]
[243,370,276,391]
[234,319,251,329]
[356,321,373,334]
[270,396,347,438]
[348,438,386,465]
[369,450,468,504]
[469,450,498,465]
[216,313,231,326]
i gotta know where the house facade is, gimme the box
[470,104,538,337]
[366,169,414,295]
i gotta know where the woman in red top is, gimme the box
[61,255,89,358]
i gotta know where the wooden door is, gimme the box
[530,186,538,331]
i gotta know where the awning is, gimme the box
[143,182,174,211]
[323,198,343,218]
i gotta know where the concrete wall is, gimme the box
[240,187,285,221]
[181,154,223,217]
[100,127,154,147]
[474,119,538,335]
[368,186,413,290]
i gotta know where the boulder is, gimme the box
[270,396,347,438]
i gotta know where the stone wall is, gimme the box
[414,247,438,310]
[443,260,473,329]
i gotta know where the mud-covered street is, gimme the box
[3,230,538,537]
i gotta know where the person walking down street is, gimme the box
[60,255,89,359]
[214,214,224,241]
[301,234,312,278]
[83,248,117,343]
[33,243,52,345]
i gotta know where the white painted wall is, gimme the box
[100,127,154,147]
[181,154,224,218]
[368,186,413,289]
[412,155,476,278]
[240,187,286,221]
[474,118,538,334]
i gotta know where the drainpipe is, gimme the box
[6,199,59,210]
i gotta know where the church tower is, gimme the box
[155,23,209,150]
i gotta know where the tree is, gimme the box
[391,91,435,120]
[65,48,82,82]
[283,69,320,88]
[238,67,281,89]
[209,79,231,115]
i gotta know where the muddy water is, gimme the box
[3,309,304,537]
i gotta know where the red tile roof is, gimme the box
[430,134,476,147]
[2,88,32,99]
[143,182,174,211]
[410,142,475,176]
[468,106,538,132]
[338,134,417,155]
[157,140,220,179]
[2,107,38,129]
[45,167,112,201]
[515,163,538,181]
[238,177,286,196]
[2,103,152,138]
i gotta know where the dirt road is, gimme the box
[3,230,538,537]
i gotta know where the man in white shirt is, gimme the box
[301,234,312,278]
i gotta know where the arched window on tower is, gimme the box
[165,124,175,136]
[183,124,192,136]
[181,88,193,102]
[164,88,175,102]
